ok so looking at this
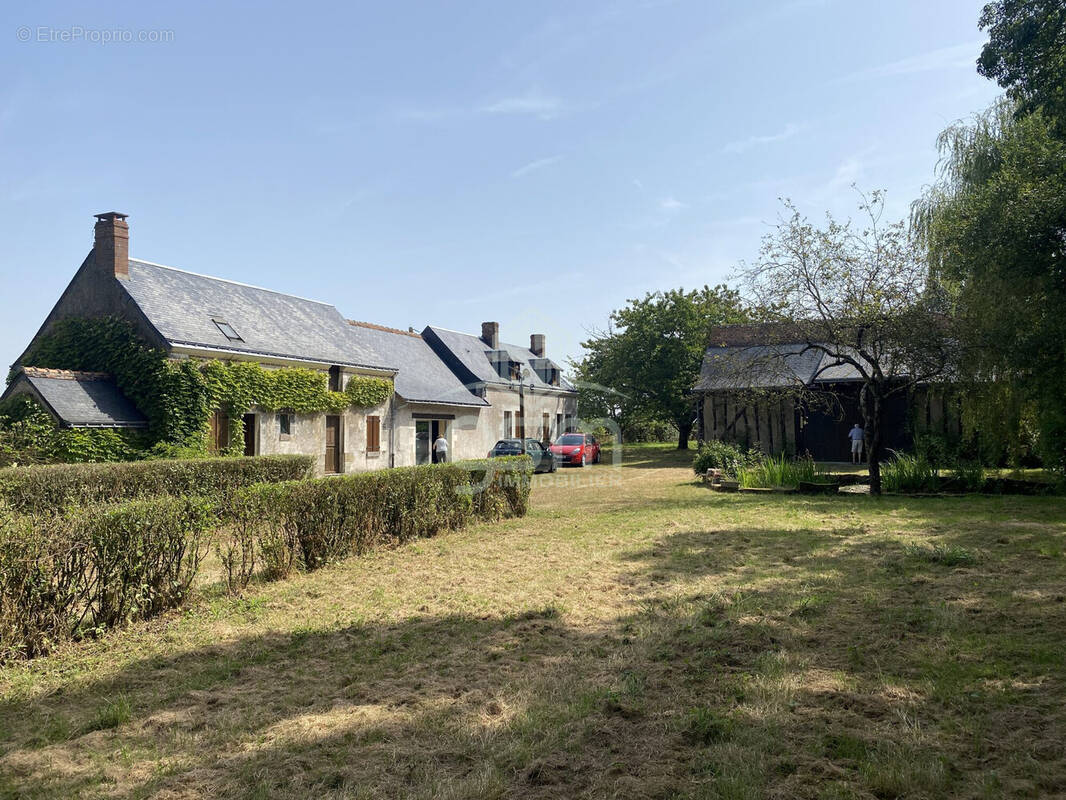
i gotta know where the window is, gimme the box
[213,319,243,342]
[329,365,342,393]
[556,413,562,438]
[367,415,381,452]
[278,412,292,438]
[542,413,550,442]
[503,410,512,438]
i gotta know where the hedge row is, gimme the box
[0,454,314,514]
[221,457,533,586]
[1,457,533,659]
[0,496,213,660]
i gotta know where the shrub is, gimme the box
[216,493,259,594]
[881,452,940,494]
[0,454,314,515]
[0,496,213,660]
[693,440,762,478]
[234,456,533,574]
[737,453,820,488]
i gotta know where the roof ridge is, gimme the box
[128,258,336,307]
[347,319,423,339]
[22,367,112,381]
[427,326,534,354]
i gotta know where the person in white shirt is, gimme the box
[433,433,449,464]
[848,423,865,464]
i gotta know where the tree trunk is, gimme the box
[862,385,884,496]
[677,418,693,450]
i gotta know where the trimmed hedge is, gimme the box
[234,456,533,577]
[0,496,213,660]
[0,454,314,514]
[1,456,533,659]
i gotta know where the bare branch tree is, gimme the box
[734,190,957,494]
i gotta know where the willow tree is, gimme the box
[913,99,1066,468]
[737,191,956,494]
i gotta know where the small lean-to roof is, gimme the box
[345,321,488,407]
[422,326,575,392]
[3,368,148,428]
[119,259,396,371]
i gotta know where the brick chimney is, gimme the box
[94,212,129,279]
[530,334,545,357]
[481,321,499,349]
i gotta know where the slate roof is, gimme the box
[695,344,864,392]
[346,322,487,407]
[422,326,576,392]
[120,260,396,371]
[3,368,148,428]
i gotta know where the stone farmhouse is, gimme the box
[3,212,578,473]
[693,324,962,461]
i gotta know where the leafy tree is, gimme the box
[577,286,751,449]
[913,100,1066,468]
[978,0,1066,126]
[736,192,957,495]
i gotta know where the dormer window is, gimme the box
[213,319,243,342]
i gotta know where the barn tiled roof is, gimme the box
[3,368,148,428]
[346,322,487,407]
[119,260,396,371]
[422,326,575,392]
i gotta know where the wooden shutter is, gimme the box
[367,415,380,452]
[209,410,228,453]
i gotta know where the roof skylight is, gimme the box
[213,319,243,342]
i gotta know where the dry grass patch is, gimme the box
[2,443,1066,798]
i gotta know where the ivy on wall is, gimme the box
[13,317,395,460]
[345,375,393,408]
[0,395,147,466]
[17,317,209,447]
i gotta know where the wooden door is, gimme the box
[242,414,256,456]
[209,410,229,453]
[325,415,342,473]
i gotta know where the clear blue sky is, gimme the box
[1,1,1002,374]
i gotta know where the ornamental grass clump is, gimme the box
[737,454,820,488]
[881,452,940,494]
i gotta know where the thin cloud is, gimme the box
[843,40,984,82]
[480,89,563,120]
[659,196,687,212]
[511,155,563,178]
[721,122,805,154]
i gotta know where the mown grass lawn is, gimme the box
[2,444,1066,799]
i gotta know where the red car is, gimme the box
[550,433,600,466]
